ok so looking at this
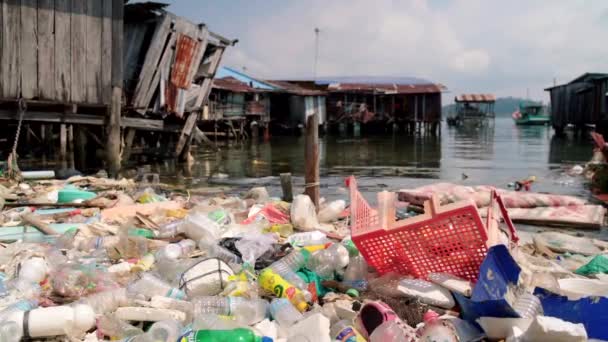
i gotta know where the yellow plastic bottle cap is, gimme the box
[296,301,309,312]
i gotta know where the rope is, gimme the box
[7,98,26,181]
[304,182,320,188]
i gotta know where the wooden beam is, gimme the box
[1,0,21,98]
[305,113,320,208]
[71,0,87,102]
[175,112,198,156]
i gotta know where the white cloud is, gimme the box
[211,0,608,102]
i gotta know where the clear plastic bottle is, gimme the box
[418,311,459,342]
[287,231,329,247]
[97,314,143,339]
[192,313,240,331]
[78,287,128,315]
[156,221,182,238]
[192,296,268,325]
[280,249,311,271]
[369,320,411,342]
[268,261,308,290]
[128,273,186,300]
[330,320,366,342]
[0,321,22,342]
[181,212,222,243]
[343,254,368,291]
[157,239,196,261]
[308,244,350,279]
[269,298,303,328]
[147,320,183,342]
[0,299,38,321]
[199,240,242,265]
[512,293,543,318]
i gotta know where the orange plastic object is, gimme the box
[348,176,489,282]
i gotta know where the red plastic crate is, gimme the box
[347,176,490,282]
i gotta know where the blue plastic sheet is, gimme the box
[455,245,521,322]
[535,288,608,340]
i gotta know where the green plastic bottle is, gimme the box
[179,328,272,342]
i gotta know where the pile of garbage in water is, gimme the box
[0,173,606,342]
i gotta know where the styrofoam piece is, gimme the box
[287,313,331,342]
[477,317,533,340]
[516,316,587,342]
[8,304,95,338]
[428,272,473,297]
[397,278,455,309]
[115,307,186,323]
[557,278,608,300]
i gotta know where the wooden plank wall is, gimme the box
[0,0,119,105]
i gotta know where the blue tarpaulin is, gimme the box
[535,288,608,340]
[455,245,521,322]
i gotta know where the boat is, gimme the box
[512,103,550,125]
[447,94,495,127]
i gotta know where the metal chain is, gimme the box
[11,98,27,156]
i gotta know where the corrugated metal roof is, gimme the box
[326,82,443,94]
[454,94,496,102]
[212,77,257,93]
[266,81,327,96]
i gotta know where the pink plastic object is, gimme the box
[348,176,489,282]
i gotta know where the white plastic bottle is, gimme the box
[128,273,185,300]
[78,287,128,314]
[157,239,196,260]
[269,298,303,328]
[7,304,95,338]
[0,321,22,342]
[192,296,268,325]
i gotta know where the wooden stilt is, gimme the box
[305,113,320,208]
[122,128,136,163]
[68,125,74,169]
[74,126,87,171]
[60,124,67,169]
[106,87,122,177]
[280,173,293,202]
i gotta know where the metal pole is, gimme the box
[314,28,320,80]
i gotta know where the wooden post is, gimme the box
[107,87,122,177]
[280,173,293,202]
[59,124,67,169]
[73,127,87,171]
[122,128,136,163]
[68,125,74,169]
[305,113,320,208]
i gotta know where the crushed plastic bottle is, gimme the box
[128,273,186,300]
[181,212,222,243]
[157,239,196,261]
[192,296,268,325]
[97,314,144,339]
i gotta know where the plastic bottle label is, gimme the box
[166,288,185,300]
[335,326,365,342]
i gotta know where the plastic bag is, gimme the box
[291,195,319,230]
[235,234,278,267]
[575,255,608,275]
[317,200,346,223]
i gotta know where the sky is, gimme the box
[155,0,608,103]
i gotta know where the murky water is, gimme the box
[158,118,592,201]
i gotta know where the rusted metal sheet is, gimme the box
[213,77,257,93]
[171,34,200,89]
[455,94,496,102]
[268,80,327,96]
[326,82,443,94]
